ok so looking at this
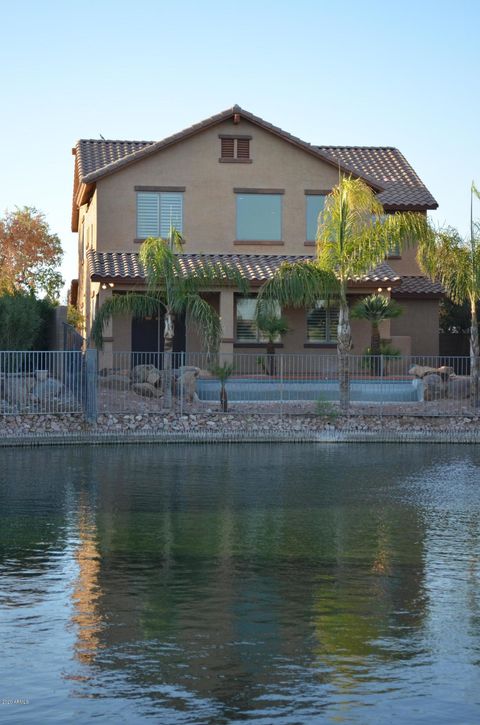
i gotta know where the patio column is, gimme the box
[219,289,234,361]
[97,287,113,371]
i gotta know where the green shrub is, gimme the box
[0,293,49,350]
[315,396,339,419]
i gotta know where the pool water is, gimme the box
[197,378,422,403]
[1,443,479,723]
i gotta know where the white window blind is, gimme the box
[136,192,183,239]
[236,297,281,343]
[307,301,339,342]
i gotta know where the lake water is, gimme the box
[1,443,479,723]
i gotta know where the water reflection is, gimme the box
[0,444,479,723]
[71,492,104,666]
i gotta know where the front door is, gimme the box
[131,312,186,368]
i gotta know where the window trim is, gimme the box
[235,191,284,244]
[235,295,283,344]
[135,189,184,241]
[305,300,339,345]
[305,192,327,243]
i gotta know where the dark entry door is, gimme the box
[131,312,186,367]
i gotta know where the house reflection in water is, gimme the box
[71,494,104,666]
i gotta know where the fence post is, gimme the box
[85,348,98,424]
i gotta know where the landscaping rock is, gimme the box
[423,373,447,401]
[2,377,34,406]
[131,364,162,384]
[176,367,200,403]
[30,378,65,401]
[99,374,131,390]
[132,382,163,398]
[448,376,470,399]
[409,365,439,378]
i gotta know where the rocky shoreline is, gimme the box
[0,411,479,444]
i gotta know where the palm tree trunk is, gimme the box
[163,310,175,408]
[337,291,352,412]
[220,382,228,412]
[470,299,479,407]
[371,322,381,375]
[266,340,275,376]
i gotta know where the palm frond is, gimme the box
[317,177,433,281]
[184,294,223,352]
[351,294,403,323]
[417,227,480,306]
[257,261,339,312]
[91,292,164,349]
[256,314,289,340]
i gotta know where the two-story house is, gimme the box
[70,105,441,365]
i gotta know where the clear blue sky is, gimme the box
[0,0,479,298]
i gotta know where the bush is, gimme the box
[0,293,53,350]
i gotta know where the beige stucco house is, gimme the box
[70,105,441,364]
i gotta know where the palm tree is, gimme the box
[417,184,480,404]
[256,313,289,375]
[210,361,234,412]
[91,231,247,405]
[351,294,402,374]
[258,177,432,410]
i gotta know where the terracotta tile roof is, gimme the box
[75,139,154,179]
[393,275,444,297]
[78,106,384,189]
[74,106,436,211]
[87,250,400,285]
[317,146,437,211]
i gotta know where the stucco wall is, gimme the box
[390,299,439,356]
[96,118,344,256]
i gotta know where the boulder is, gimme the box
[131,364,162,385]
[447,376,470,400]
[423,373,447,401]
[30,378,65,402]
[177,369,199,403]
[99,374,131,390]
[409,365,439,379]
[2,377,33,406]
[146,369,161,386]
[437,365,456,379]
[132,382,163,398]
[174,365,201,378]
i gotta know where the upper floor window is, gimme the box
[136,191,183,239]
[307,300,339,343]
[306,194,326,242]
[219,135,251,162]
[236,192,282,242]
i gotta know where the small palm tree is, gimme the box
[210,361,234,412]
[351,294,402,374]
[417,185,480,404]
[258,177,432,410]
[91,231,247,405]
[256,313,289,375]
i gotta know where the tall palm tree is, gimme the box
[351,294,402,374]
[258,177,432,410]
[91,231,247,405]
[417,184,480,404]
[256,313,289,375]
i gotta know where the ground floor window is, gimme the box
[307,300,339,343]
[235,296,281,343]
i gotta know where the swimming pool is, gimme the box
[197,377,423,403]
